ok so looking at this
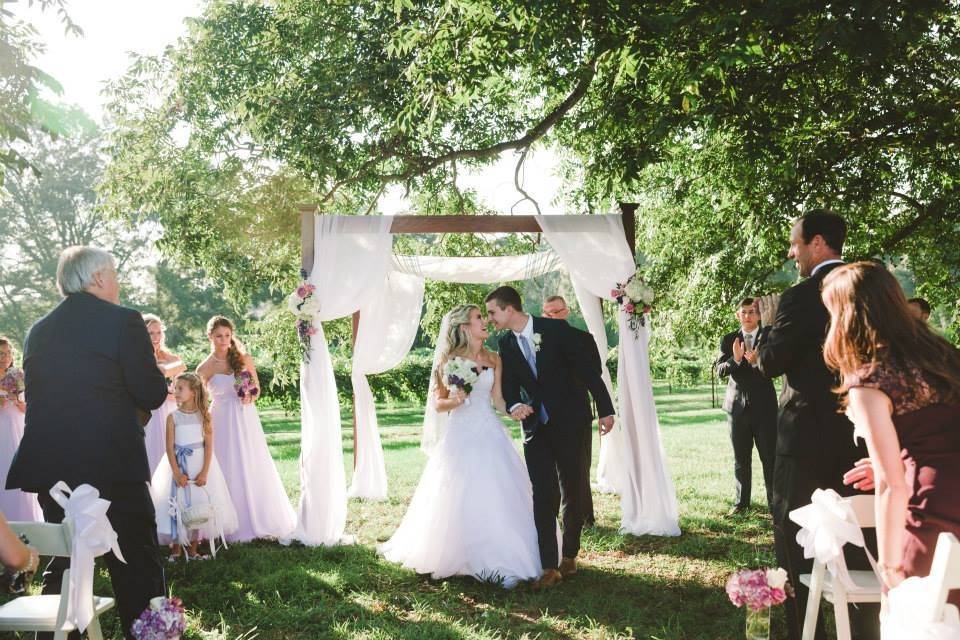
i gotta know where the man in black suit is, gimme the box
[7,246,168,639]
[486,286,614,589]
[542,295,603,527]
[715,297,777,516]
[756,211,874,640]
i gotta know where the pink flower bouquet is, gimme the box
[234,370,259,401]
[0,367,25,401]
[726,568,790,611]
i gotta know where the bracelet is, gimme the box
[20,547,37,575]
[880,563,905,574]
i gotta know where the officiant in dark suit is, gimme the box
[7,246,168,639]
[756,211,875,640]
[715,297,777,516]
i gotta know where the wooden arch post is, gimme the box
[300,204,638,465]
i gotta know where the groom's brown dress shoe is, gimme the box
[558,557,578,578]
[533,569,563,590]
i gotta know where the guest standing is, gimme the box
[715,298,777,515]
[823,262,960,607]
[0,338,42,521]
[907,297,931,323]
[142,314,185,474]
[542,294,602,528]
[6,246,168,639]
[755,211,872,640]
[197,316,295,542]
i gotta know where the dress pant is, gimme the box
[36,482,165,640]
[772,455,881,640]
[729,405,776,510]
[523,418,589,570]
[582,424,595,526]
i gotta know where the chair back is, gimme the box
[929,532,960,622]
[7,520,74,557]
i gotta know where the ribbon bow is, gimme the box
[789,488,872,591]
[49,482,125,632]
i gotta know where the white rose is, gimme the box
[299,296,321,318]
[766,567,788,590]
[639,284,655,305]
[286,291,304,316]
[624,278,647,302]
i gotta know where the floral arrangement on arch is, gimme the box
[611,268,654,338]
[286,269,320,362]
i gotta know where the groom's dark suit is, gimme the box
[756,262,874,640]
[498,316,614,570]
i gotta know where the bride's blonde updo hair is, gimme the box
[433,304,480,389]
[206,315,246,376]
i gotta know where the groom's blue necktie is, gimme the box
[518,334,549,424]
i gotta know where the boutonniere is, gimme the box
[532,333,542,352]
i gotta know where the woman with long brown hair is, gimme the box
[197,316,295,542]
[822,261,960,606]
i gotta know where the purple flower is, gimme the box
[726,568,790,611]
[132,597,185,640]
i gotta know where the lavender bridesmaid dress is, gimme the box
[0,400,42,521]
[208,373,295,541]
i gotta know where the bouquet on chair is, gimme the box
[132,596,186,640]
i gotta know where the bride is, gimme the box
[378,304,542,587]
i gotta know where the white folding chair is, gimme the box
[800,494,883,640]
[927,532,960,625]
[0,519,115,640]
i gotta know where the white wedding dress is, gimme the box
[378,367,542,587]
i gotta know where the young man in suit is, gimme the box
[7,246,168,639]
[756,211,875,640]
[487,286,614,588]
[715,298,777,516]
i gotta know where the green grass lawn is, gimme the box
[29,384,788,639]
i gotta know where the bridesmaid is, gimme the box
[142,314,185,474]
[0,337,42,521]
[197,316,295,542]
[822,262,960,607]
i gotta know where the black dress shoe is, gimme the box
[726,505,748,516]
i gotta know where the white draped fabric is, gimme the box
[296,213,680,540]
[292,216,393,545]
[536,214,681,537]
[350,271,425,499]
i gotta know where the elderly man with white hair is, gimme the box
[6,246,168,640]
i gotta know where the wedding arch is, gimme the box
[287,206,680,546]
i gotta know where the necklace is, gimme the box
[212,354,227,363]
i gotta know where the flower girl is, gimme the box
[151,373,238,560]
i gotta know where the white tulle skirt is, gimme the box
[378,400,542,588]
[0,403,42,521]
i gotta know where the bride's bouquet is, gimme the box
[442,357,480,406]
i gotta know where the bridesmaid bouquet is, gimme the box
[132,596,186,640]
[611,269,654,338]
[233,371,259,401]
[443,357,480,405]
[0,367,25,403]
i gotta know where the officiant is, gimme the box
[6,246,168,639]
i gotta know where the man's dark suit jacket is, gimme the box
[498,316,614,441]
[6,292,169,494]
[716,326,777,422]
[756,263,858,457]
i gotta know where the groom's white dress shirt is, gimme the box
[508,315,536,414]
[810,259,844,276]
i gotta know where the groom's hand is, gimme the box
[598,415,615,436]
[510,405,534,421]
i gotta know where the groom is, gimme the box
[485,286,615,588]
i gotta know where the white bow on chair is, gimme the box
[49,482,125,632]
[789,488,869,591]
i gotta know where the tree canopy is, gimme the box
[100,0,960,364]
